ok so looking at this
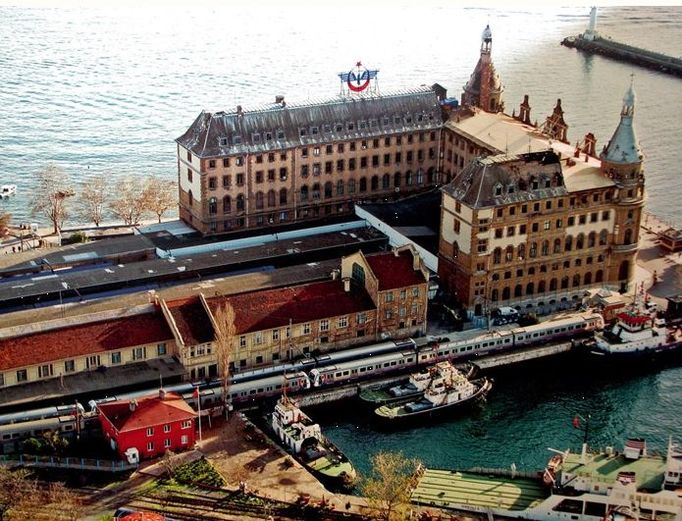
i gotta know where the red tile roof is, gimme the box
[207,280,375,334]
[98,391,196,432]
[365,250,426,291]
[165,296,215,345]
[0,312,173,371]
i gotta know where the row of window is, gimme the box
[144,434,190,452]
[490,231,612,263]
[2,344,167,386]
[485,254,606,280]
[489,271,605,301]
[145,421,192,436]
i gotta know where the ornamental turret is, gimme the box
[461,25,504,113]
[601,78,645,292]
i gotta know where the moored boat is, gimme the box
[0,184,16,198]
[270,395,356,490]
[359,361,476,407]
[589,307,682,359]
[374,374,492,424]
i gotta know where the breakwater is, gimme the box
[562,35,682,77]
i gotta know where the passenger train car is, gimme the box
[0,403,85,427]
[0,412,98,454]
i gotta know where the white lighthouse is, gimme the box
[584,7,598,41]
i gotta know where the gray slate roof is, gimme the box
[176,88,442,158]
[442,150,568,208]
[601,84,642,165]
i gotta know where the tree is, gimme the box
[0,466,32,520]
[0,213,10,237]
[41,430,69,454]
[212,302,236,417]
[78,174,109,227]
[30,164,74,234]
[142,177,177,223]
[360,451,421,521]
[109,176,147,226]
[161,449,179,480]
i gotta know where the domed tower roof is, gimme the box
[601,78,642,165]
[482,24,492,42]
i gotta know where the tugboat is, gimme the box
[590,307,682,359]
[270,395,356,490]
[0,185,16,198]
[374,371,492,424]
[359,361,476,407]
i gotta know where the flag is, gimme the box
[572,416,581,429]
[193,387,200,400]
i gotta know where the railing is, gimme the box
[0,454,137,472]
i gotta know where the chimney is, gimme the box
[275,95,285,105]
[129,399,137,412]
[583,132,597,157]
[331,269,340,281]
[412,251,420,271]
[343,277,351,292]
[236,105,243,116]
[159,388,166,400]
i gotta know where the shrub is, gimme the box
[172,457,225,488]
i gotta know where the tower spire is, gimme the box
[601,77,641,164]
[461,24,504,113]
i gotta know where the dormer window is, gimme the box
[265,132,272,141]
[233,135,242,145]
[359,120,367,129]
[276,129,285,139]
[311,126,319,135]
[393,116,401,125]
[347,122,355,131]
[323,124,331,133]
[300,128,308,137]
[220,137,228,146]
[252,133,261,143]
[494,183,503,197]
[508,183,515,194]
[545,178,551,188]
[382,116,390,126]
[531,177,539,190]
[335,123,343,132]
[417,114,424,122]
[369,119,378,128]
[405,115,413,124]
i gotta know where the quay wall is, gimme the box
[562,35,682,77]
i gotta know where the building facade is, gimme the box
[98,390,197,461]
[162,246,429,379]
[176,89,443,235]
[438,83,644,315]
[0,306,176,388]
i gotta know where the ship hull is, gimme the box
[588,340,682,362]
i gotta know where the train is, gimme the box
[0,312,603,449]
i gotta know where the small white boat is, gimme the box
[0,185,16,198]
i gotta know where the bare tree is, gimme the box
[46,482,83,521]
[0,213,11,237]
[361,451,421,521]
[161,449,179,480]
[30,164,75,234]
[212,302,236,417]
[109,176,147,226]
[143,177,177,223]
[0,466,32,520]
[78,174,108,227]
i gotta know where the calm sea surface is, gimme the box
[1,3,681,471]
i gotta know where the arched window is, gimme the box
[406,171,413,186]
[573,274,580,287]
[565,236,573,251]
[530,242,537,258]
[382,174,390,190]
[267,190,276,208]
[560,276,569,289]
[554,238,561,254]
[324,182,333,198]
[550,278,558,291]
[359,177,367,192]
[502,287,510,300]
[505,245,514,262]
[452,241,459,258]
[371,175,379,191]
[348,179,356,194]
[300,185,309,201]
[493,248,502,264]
[538,280,546,293]
[255,191,264,209]
[236,194,245,211]
[588,231,596,248]
[599,230,608,246]
[542,240,550,256]
[584,272,592,285]
[188,189,193,207]
[427,167,435,183]
[208,197,217,215]
[279,188,288,205]
[494,183,503,196]
[514,284,523,297]
[312,183,321,199]
[624,228,633,245]
[222,195,231,214]
[595,270,604,283]
[336,180,344,196]
[618,260,630,280]
[518,244,526,260]
[394,172,401,187]
[576,233,585,249]
[526,282,534,295]
[491,289,499,302]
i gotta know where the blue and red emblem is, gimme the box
[338,62,379,94]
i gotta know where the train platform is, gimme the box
[0,357,186,411]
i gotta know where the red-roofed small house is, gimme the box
[97,390,197,463]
